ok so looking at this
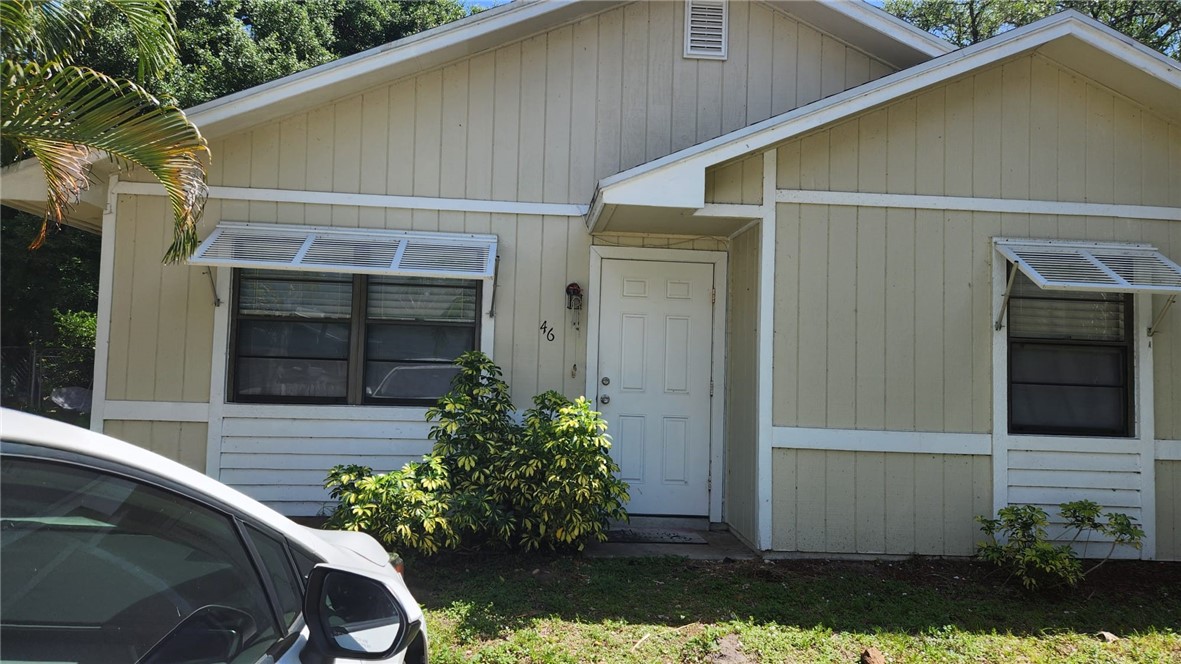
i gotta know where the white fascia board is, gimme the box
[596,12,1181,208]
[812,0,955,58]
[599,166,705,209]
[186,0,594,137]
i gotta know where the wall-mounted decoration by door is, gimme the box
[566,283,584,331]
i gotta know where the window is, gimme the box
[231,269,480,405]
[0,457,283,663]
[1007,269,1133,437]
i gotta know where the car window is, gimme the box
[245,524,303,628]
[290,546,321,589]
[0,456,282,664]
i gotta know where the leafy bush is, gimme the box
[324,352,628,554]
[976,500,1145,590]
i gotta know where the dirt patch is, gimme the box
[708,634,752,663]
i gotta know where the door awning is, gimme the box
[189,222,497,280]
[994,238,1181,294]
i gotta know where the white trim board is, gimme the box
[774,190,1181,222]
[103,401,210,423]
[1157,441,1181,461]
[585,245,729,524]
[90,175,119,432]
[756,149,777,551]
[113,181,589,218]
[772,427,992,456]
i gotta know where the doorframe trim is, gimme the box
[587,245,729,523]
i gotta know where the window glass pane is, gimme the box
[1010,384,1126,434]
[237,358,347,399]
[1010,344,1125,386]
[0,458,280,663]
[1009,298,1125,341]
[365,362,460,401]
[245,525,303,628]
[368,277,477,321]
[238,320,350,359]
[239,272,352,319]
[366,323,473,362]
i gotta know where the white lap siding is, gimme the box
[217,406,433,516]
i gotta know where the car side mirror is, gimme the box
[303,565,415,661]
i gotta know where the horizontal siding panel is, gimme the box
[1008,450,1141,472]
[221,467,419,485]
[221,418,432,439]
[220,444,429,465]
[222,438,433,455]
[1008,486,1140,508]
[230,485,329,503]
[1008,469,1142,490]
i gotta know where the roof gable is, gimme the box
[591,10,1181,221]
[186,0,952,140]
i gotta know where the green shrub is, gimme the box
[976,500,1145,590]
[324,351,629,555]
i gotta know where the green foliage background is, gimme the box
[884,0,1181,57]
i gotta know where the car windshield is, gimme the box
[0,455,280,664]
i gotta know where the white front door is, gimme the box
[596,259,714,516]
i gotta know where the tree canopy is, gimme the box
[79,0,468,108]
[883,0,1181,58]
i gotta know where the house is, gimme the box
[4,0,1180,559]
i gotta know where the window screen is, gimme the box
[1007,270,1133,437]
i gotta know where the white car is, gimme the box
[0,409,428,664]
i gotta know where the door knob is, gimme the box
[600,394,610,405]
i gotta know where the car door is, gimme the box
[0,449,298,664]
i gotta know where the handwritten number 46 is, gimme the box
[539,321,556,342]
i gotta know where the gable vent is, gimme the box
[189,222,497,280]
[685,0,727,60]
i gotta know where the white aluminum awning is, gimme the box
[994,238,1181,294]
[189,222,498,280]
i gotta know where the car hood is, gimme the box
[304,526,392,569]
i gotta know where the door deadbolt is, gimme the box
[601,376,610,386]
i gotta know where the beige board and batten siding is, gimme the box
[772,450,991,555]
[104,420,208,473]
[204,0,896,209]
[106,195,214,404]
[725,225,760,543]
[772,53,1181,438]
[105,1,901,508]
[704,154,764,205]
[1158,461,1181,561]
[775,53,1180,208]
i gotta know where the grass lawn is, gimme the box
[404,554,1180,663]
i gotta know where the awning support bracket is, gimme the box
[994,265,1017,331]
[1148,294,1176,338]
[488,255,500,318]
[205,268,222,307]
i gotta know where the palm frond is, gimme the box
[101,0,177,82]
[3,66,209,262]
